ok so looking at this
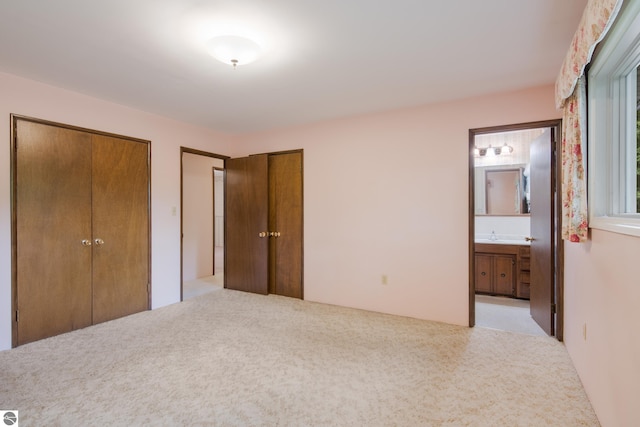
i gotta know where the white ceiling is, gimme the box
[0,1,587,134]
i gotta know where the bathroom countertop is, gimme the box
[475,239,530,246]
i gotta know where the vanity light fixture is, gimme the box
[474,143,513,157]
[206,35,262,69]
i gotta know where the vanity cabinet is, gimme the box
[475,243,530,299]
[475,253,516,297]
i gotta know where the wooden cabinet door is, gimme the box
[91,134,150,324]
[15,119,93,345]
[475,255,492,294]
[494,255,515,296]
[268,152,303,298]
[225,155,269,294]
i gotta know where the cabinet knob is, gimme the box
[500,273,506,278]
[81,239,92,246]
[481,272,486,276]
[94,238,105,245]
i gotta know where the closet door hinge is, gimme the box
[15,310,19,322]
[551,303,557,314]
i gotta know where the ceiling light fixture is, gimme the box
[206,35,262,69]
[474,143,513,157]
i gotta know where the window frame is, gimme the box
[587,0,640,237]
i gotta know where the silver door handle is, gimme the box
[94,238,105,245]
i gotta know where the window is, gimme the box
[588,0,640,237]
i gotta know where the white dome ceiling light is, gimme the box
[206,35,262,68]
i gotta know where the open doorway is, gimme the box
[469,120,563,339]
[180,148,229,301]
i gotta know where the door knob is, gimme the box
[94,238,105,245]
[258,232,267,238]
[81,239,92,246]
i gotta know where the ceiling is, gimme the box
[0,1,587,134]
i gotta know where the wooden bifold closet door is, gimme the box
[13,117,150,346]
[225,151,303,299]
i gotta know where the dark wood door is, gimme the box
[91,134,149,324]
[268,152,303,298]
[15,120,93,345]
[225,155,269,294]
[530,128,554,335]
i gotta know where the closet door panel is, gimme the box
[225,155,269,294]
[269,152,303,298]
[15,120,93,345]
[91,134,149,324]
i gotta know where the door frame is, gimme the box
[468,119,564,340]
[179,147,229,301]
[212,166,224,274]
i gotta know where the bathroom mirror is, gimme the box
[475,165,529,215]
[473,128,540,216]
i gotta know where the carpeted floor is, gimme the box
[0,288,598,426]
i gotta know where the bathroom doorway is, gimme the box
[468,120,563,339]
[180,148,229,301]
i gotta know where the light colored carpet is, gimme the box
[475,294,547,337]
[0,288,598,426]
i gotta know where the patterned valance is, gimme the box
[555,0,624,242]
[555,0,623,109]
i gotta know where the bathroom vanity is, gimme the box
[475,242,530,299]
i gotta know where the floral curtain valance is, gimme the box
[555,0,623,242]
[555,0,624,109]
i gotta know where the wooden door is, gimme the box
[268,152,303,298]
[494,255,515,296]
[225,155,269,294]
[91,134,150,324]
[14,119,93,345]
[529,128,555,335]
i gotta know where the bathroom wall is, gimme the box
[474,216,531,241]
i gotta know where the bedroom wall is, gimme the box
[563,230,640,427]
[234,84,560,326]
[0,71,238,350]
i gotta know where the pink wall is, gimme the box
[564,231,640,426]
[234,84,560,325]
[0,71,239,350]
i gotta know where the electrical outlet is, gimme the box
[381,275,388,285]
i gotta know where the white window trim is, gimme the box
[588,0,640,238]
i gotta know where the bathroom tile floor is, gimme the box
[475,294,547,337]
